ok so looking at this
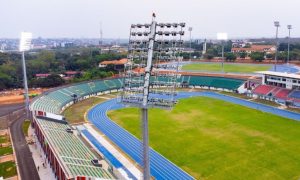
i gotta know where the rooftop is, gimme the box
[100,58,128,65]
[256,71,300,79]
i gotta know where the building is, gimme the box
[65,71,80,78]
[251,71,300,107]
[257,71,300,89]
[231,45,276,54]
[31,113,115,180]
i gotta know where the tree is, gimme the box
[225,52,237,61]
[239,52,247,59]
[266,53,274,59]
[250,52,265,62]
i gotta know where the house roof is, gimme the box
[100,58,128,65]
[65,71,80,75]
[36,74,51,77]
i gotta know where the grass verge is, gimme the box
[22,119,31,137]
[0,161,17,178]
[0,146,13,156]
[63,97,106,124]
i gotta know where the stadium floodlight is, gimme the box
[188,27,193,62]
[217,32,228,41]
[19,32,32,119]
[19,32,32,52]
[217,33,228,73]
[274,21,280,72]
[287,25,292,66]
[120,14,185,180]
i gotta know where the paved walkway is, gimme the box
[27,126,56,180]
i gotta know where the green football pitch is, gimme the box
[182,63,271,73]
[107,97,300,180]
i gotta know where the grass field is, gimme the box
[182,63,271,73]
[0,146,13,156]
[22,119,31,137]
[0,161,17,178]
[0,135,9,144]
[108,97,300,180]
[63,96,107,124]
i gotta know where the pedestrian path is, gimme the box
[27,126,56,180]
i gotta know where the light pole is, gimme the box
[217,33,228,73]
[188,27,193,62]
[287,25,292,66]
[274,21,280,72]
[121,15,185,180]
[19,32,32,119]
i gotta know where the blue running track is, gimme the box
[87,91,300,180]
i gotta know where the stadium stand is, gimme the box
[289,90,300,99]
[274,89,291,100]
[188,76,243,90]
[32,117,114,179]
[252,85,275,95]
[31,77,245,114]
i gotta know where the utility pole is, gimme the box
[274,21,280,72]
[287,25,292,66]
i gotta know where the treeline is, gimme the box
[0,48,126,90]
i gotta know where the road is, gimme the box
[10,115,40,180]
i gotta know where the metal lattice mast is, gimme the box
[120,14,185,180]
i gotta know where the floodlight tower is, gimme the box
[217,33,228,73]
[120,14,185,180]
[19,32,33,119]
[274,21,280,72]
[287,25,292,65]
[188,27,193,62]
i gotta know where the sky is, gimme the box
[0,0,299,39]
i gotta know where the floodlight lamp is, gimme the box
[217,33,228,40]
[19,32,32,52]
[165,23,172,28]
[164,31,170,36]
[158,23,165,28]
[188,27,193,31]
[287,25,292,29]
[131,24,136,28]
[274,21,280,27]
[172,23,178,28]
[179,23,185,27]
[137,24,143,28]
[157,31,163,35]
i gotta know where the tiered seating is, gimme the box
[289,90,300,99]
[37,119,114,179]
[189,76,244,90]
[274,89,291,100]
[252,85,275,95]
